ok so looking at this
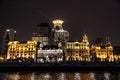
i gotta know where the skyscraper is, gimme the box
[0,25,4,54]
[3,28,16,54]
[32,23,51,46]
[52,19,69,48]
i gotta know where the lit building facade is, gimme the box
[113,55,120,62]
[52,20,69,48]
[91,45,113,62]
[113,46,120,62]
[65,34,90,61]
[37,43,63,63]
[91,37,114,62]
[7,41,37,62]
[32,23,51,46]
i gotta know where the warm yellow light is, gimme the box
[0,57,4,60]
[7,41,37,61]
[52,19,64,27]
[14,41,18,44]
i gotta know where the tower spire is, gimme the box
[106,36,111,46]
[82,34,89,45]
[82,34,88,42]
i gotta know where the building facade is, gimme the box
[91,37,114,62]
[7,41,37,62]
[65,34,90,61]
[32,23,51,46]
[52,20,69,48]
[37,43,63,63]
[91,45,113,62]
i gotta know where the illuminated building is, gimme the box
[3,28,16,55]
[91,37,113,62]
[113,46,120,62]
[52,19,69,48]
[7,41,37,62]
[4,28,16,41]
[91,45,113,62]
[32,23,51,46]
[37,42,63,63]
[0,56,4,62]
[65,34,90,61]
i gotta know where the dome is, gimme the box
[52,19,64,27]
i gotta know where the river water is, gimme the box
[0,72,119,80]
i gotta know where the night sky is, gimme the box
[0,0,120,46]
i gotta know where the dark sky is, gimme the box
[0,0,120,46]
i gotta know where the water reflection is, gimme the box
[59,73,66,80]
[31,73,36,80]
[1,72,120,80]
[104,72,110,80]
[90,73,96,80]
[74,73,80,80]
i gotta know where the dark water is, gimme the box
[0,72,119,80]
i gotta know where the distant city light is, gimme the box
[14,31,16,33]
[6,29,10,32]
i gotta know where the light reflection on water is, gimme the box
[0,72,120,80]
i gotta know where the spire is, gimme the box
[82,34,89,45]
[106,36,111,46]
[82,34,88,42]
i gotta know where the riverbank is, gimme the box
[0,62,120,72]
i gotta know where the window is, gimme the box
[76,51,78,53]
[75,44,78,46]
